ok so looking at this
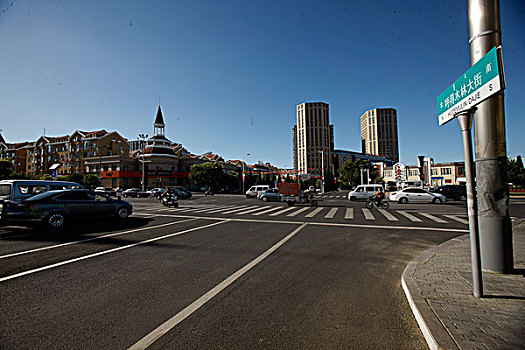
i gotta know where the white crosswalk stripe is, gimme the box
[269,207,297,216]
[443,215,469,224]
[324,208,338,219]
[221,206,260,214]
[344,208,354,220]
[206,205,250,214]
[251,206,283,216]
[377,208,398,221]
[419,212,448,223]
[235,207,273,215]
[286,207,310,217]
[396,211,422,222]
[305,207,324,218]
[362,208,375,220]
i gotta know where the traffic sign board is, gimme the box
[437,46,504,126]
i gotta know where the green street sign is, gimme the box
[437,46,504,125]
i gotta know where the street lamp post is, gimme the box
[138,134,148,192]
[318,150,324,194]
[242,153,250,194]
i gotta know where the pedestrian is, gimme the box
[116,187,122,201]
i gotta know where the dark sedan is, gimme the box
[1,189,133,229]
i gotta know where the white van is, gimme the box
[246,185,270,199]
[347,184,384,201]
[0,180,84,203]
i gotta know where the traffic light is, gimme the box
[418,155,425,182]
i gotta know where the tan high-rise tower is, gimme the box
[360,107,399,162]
[293,102,333,176]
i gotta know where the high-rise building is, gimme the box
[293,102,334,176]
[360,107,399,162]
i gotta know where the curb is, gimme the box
[401,235,469,350]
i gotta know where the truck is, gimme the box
[278,183,319,207]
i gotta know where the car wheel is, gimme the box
[117,207,130,219]
[459,195,466,201]
[432,197,443,204]
[350,196,357,201]
[123,194,127,198]
[262,197,268,202]
[46,212,66,229]
[311,200,318,206]
[399,197,408,204]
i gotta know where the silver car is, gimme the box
[389,187,446,204]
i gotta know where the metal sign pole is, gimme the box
[457,108,483,297]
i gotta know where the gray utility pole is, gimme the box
[468,0,513,273]
[457,108,483,297]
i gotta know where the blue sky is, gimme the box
[1,0,524,168]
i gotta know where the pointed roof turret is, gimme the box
[154,106,165,126]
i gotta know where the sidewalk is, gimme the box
[402,219,525,349]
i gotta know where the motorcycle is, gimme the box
[161,194,179,208]
[204,188,214,196]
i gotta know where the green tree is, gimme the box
[189,162,225,189]
[508,156,525,188]
[338,160,379,189]
[0,159,13,179]
[68,173,84,184]
[83,174,99,189]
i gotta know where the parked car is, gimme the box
[0,179,84,203]
[148,188,166,198]
[246,185,270,199]
[94,187,116,196]
[257,188,281,202]
[1,189,133,229]
[347,184,384,201]
[431,185,466,200]
[123,188,150,198]
[389,187,446,204]
[166,186,192,199]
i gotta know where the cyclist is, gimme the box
[374,187,385,207]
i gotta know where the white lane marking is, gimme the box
[196,205,239,213]
[269,207,297,216]
[419,213,448,223]
[128,223,309,350]
[443,215,469,225]
[206,205,250,214]
[377,208,398,221]
[220,206,260,214]
[305,207,323,218]
[0,221,228,283]
[286,207,310,217]
[251,206,283,216]
[133,213,469,233]
[362,208,375,220]
[396,211,422,222]
[344,208,354,220]
[324,208,338,219]
[235,207,273,215]
[0,218,198,260]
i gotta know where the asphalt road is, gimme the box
[1,192,521,349]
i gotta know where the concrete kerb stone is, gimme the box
[401,235,468,350]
